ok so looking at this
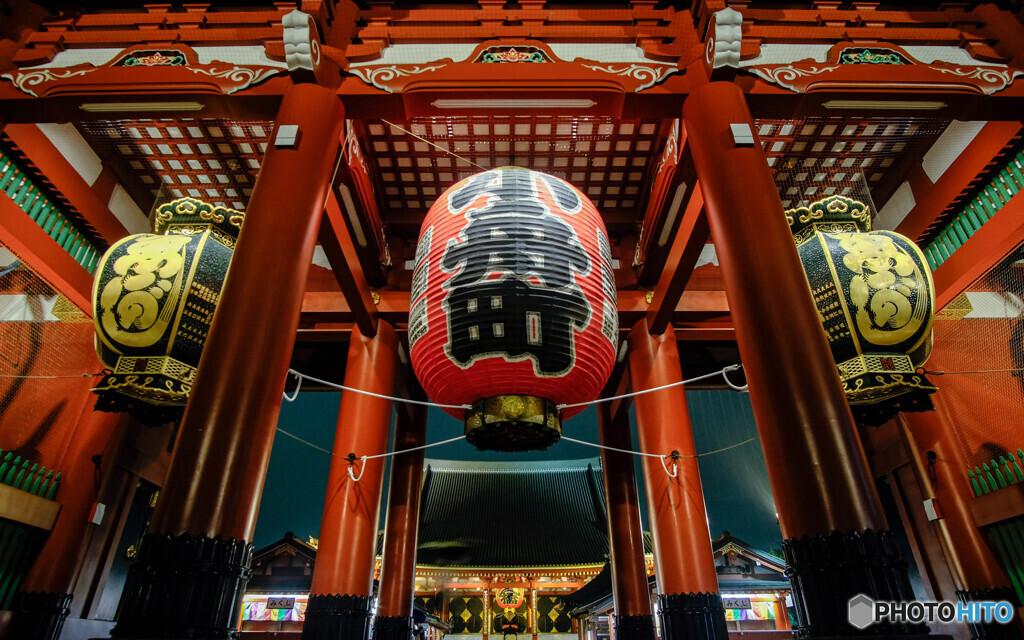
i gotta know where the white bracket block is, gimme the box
[275,124,301,149]
[730,123,754,146]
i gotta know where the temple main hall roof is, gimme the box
[417,458,609,568]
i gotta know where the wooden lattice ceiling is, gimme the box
[77,114,950,244]
[78,118,274,213]
[358,115,664,237]
[755,116,949,212]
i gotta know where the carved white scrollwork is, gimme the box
[710,7,743,69]
[929,65,1024,95]
[348,64,448,93]
[578,63,678,92]
[750,65,841,92]
[0,68,95,97]
[186,66,283,94]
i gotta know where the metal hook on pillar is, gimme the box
[346,452,367,482]
[660,450,680,478]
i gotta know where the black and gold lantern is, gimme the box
[91,197,242,425]
[788,195,936,424]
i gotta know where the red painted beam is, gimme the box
[319,190,380,337]
[646,185,709,334]
[4,124,129,245]
[933,189,1024,309]
[896,121,1022,242]
[0,192,92,313]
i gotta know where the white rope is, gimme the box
[348,457,367,482]
[721,366,748,392]
[921,367,1024,375]
[0,372,103,379]
[282,370,303,402]
[556,364,744,410]
[382,120,489,171]
[660,455,678,478]
[284,369,472,410]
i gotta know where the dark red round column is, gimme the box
[597,402,655,640]
[372,396,428,640]
[628,320,726,640]
[304,321,398,640]
[684,81,917,638]
[112,82,346,639]
[9,408,126,640]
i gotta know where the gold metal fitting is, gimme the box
[464,395,561,452]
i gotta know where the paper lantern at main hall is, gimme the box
[409,167,618,451]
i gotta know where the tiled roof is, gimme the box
[416,458,609,568]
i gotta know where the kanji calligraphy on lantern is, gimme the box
[409,167,617,451]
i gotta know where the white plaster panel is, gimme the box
[193,46,286,68]
[108,184,149,235]
[921,120,986,183]
[964,292,1024,319]
[875,181,916,231]
[312,245,333,270]
[36,122,104,186]
[0,295,60,322]
[350,44,477,67]
[696,244,719,268]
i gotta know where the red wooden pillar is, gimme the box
[8,408,127,639]
[304,320,398,640]
[900,406,1014,593]
[684,81,914,638]
[596,402,655,640]
[373,398,428,640]
[112,82,345,639]
[627,319,726,640]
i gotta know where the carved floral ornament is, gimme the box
[747,41,1023,95]
[1,43,285,98]
[347,40,679,94]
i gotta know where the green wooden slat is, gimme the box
[943,228,962,250]
[969,469,982,496]
[935,239,952,261]
[0,169,20,193]
[5,176,25,199]
[40,210,59,235]
[1007,160,1024,188]
[964,203,984,229]
[46,472,61,500]
[974,197,995,221]
[925,245,939,271]
[55,222,71,246]
[952,218,970,243]
[1001,521,1024,603]
[984,462,999,489]
[989,524,1024,603]
[992,459,1008,488]
[958,212,979,235]
[976,465,991,493]
[985,185,1006,209]
[994,174,1014,201]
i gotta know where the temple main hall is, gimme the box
[1,1,1024,640]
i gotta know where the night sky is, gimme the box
[252,388,782,556]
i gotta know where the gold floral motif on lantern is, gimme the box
[97,234,192,349]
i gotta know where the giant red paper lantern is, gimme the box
[409,167,617,451]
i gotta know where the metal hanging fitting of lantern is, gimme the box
[409,167,618,451]
[787,195,937,425]
[91,197,243,426]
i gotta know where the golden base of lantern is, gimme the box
[837,354,938,404]
[93,355,196,406]
[464,395,561,452]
